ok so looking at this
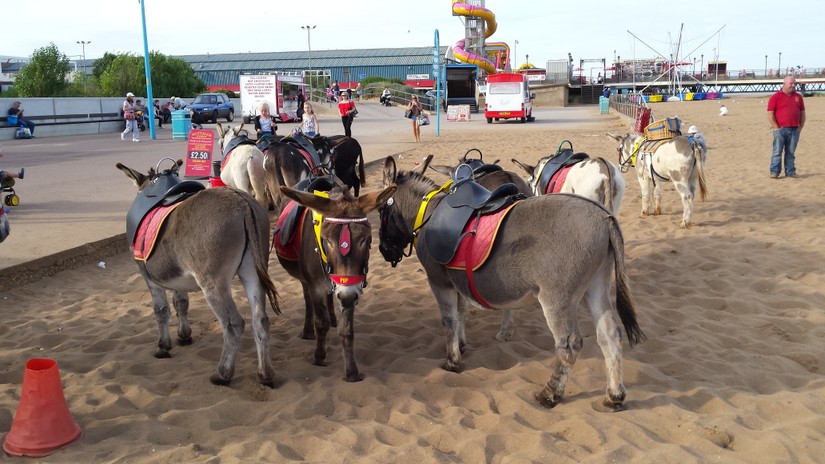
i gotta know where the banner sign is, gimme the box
[184,129,215,178]
[447,105,470,122]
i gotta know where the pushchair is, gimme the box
[135,110,147,131]
[2,181,20,207]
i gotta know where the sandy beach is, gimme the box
[2,95,825,462]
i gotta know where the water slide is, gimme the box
[451,1,501,74]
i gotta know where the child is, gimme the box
[301,102,320,137]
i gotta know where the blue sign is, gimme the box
[433,29,441,137]
[359,73,366,79]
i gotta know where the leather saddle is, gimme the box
[256,134,284,153]
[222,134,257,158]
[424,164,524,265]
[536,149,589,194]
[126,169,205,245]
[274,176,337,247]
[280,134,323,171]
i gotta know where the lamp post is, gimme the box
[778,52,782,75]
[76,40,90,74]
[513,40,518,69]
[301,25,316,98]
[765,54,768,77]
[700,54,703,79]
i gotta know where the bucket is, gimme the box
[209,177,227,188]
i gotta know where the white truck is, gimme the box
[239,74,304,124]
[484,72,535,123]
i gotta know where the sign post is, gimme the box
[184,129,216,179]
[433,29,441,137]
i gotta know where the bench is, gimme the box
[0,112,124,140]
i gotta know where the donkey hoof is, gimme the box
[344,372,365,383]
[154,350,171,359]
[210,373,232,386]
[534,390,561,409]
[258,374,276,389]
[592,398,627,412]
[313,357,327,367]
[177,337,193,346]
[300,331,316,340]
[440,360,462,373]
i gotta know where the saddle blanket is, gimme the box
[544,165,573,194]
[133,203,183,261]
[272,200,308,261]
[446,202,517,271]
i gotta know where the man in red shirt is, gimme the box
[767,76,805,178]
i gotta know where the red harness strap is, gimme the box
[545,165,573,194]
[220,149,234,171]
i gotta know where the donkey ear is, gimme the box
[116,162,147,188]
[279,186,335,215]
[356,185,397,214]
[511,158,535,175]
[428,164,453,177]
[216,122,224,137]
[413,155,434,175]
[383,156,397,187]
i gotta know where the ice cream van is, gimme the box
[484,72,535,123]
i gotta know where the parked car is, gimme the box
[189,93,234,124]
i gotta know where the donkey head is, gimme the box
[279,184,396,307]
[378,155,434,267]
[117,158,183,192]
[607,133,638,169]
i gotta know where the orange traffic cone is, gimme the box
[3,358,81,457]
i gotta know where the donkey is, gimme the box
[378,155,645,411]
[262,135,335,211]
[326,135,367,197]
[215,122,269,208]
[609,132,708,228]
[511,144,625,215]
[117,159,280,387]
[277,181,396,381]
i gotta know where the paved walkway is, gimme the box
[0,102,604,280]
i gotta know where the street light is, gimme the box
[301,25,316,98]
[765,54,768,77]
[778,52,782,75]
[513,40,518,69]
[76,40,90,74]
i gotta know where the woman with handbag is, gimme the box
[121,92,139,142]
[406,95,423,142]
[338,92,356,137]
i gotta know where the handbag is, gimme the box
[404,109,412,119]
[125,111,135,121]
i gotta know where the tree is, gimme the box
[92,52,117,80]
[98,54,144,97]
[96,51,205,98]
[14,43,71,97]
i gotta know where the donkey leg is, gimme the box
[584,266,627,412]
[674,181,695,228]
[535,290,583,408]
[496,309,514,342]
[202,284,245,386]
[238,265,275,387]
[336,288,364,382]
[652,182,662,216]
[310,288,331,367]
[146,281,174,358]
[171,291,193,345]
[637,174,651,217]
[431,284,463,372]
[456,294,468,354]
[327,292,338,328]
[300,285,316,339]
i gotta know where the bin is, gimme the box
[171,110,192,140]
[599,96,609,114]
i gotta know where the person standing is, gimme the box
[296,90,306,122]
[768,76,805,178]
[337,92,356,137]
[7,101,36,137]
[406,95,423,142]
[355,83,363,102]
[331,81,340,101]
[121,92,139,142]
[301,102,320,137]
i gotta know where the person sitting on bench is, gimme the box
[7,101,36,137]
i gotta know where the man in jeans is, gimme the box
[7,101,36,137]
[767,76,805,178]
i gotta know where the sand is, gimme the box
[2,96,825,463]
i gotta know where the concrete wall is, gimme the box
[0,96,238,140]
[530,83,568,107]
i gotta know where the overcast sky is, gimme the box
[3,0,820,75]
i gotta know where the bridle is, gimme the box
[319,215,371,288]
[617,136,639,173]
[379,178,453,268]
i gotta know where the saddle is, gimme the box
[424,164,524,265]
[280,134,323,171]
[222,134,257,159]
[126,169,205,246]
[256,134,284,153]
[272,176,337,259]
[536,149,590,194]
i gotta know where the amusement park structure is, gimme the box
[449,0,510,75]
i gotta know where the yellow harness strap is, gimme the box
[311,190,330,263]
[630,138,644,166]
[412,179,453,245]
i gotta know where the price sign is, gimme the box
[184,129,216,178]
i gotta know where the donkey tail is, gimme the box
[693,143,709,202]
[358,147,366,188]
[594,156,616,213]
[239,190,281,315]
[608,216,645,346]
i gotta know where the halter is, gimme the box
[617,137,641,173]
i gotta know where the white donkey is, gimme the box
[609,133,708,228]
[216,122,269,208]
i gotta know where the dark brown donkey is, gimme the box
[117,159,280,387]
[378,155,645,411]
[276,182,396,381]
